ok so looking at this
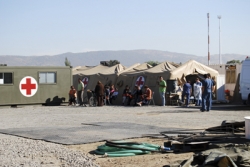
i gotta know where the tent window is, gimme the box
[39,72,57,84]
[0,72,13,84]
[226,69,236,83]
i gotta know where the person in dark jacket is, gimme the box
[95,81,104,106]
[181,80,192,107]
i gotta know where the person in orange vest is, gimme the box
[136,85,152,106]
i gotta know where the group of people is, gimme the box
[180,73,216,112]
[68,78,119,107]
[94,82,118,106]
[68,78,85,106]
[68,76,168,107]
[122,85,152,106]
[122,76,167,107]
[69,74,215,111]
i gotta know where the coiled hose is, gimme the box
[94,140,161,157]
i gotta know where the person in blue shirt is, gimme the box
[201,74,213,112]
[181,80,192,107]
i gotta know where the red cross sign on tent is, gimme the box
[19,76,38,97]
[135,76,145,88]
[82,77,88,88]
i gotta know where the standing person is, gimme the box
[193,78,202,106]
[110,85,115,96]
[104,85,110,105]
[77,78,84,106]
[158,76,167,106]
[211,76,217,99]
[95,81,104,106]
[176,83,183,104]
[68,85,77,106]
[201,74,213,112]
[109,85,115,104]
[207,73,216,110]
[181,80,192,107]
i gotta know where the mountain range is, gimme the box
[0,50,248,67]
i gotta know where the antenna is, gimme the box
[218,15,222,64]
[207,13,210,65]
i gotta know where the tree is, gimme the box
[145,61,160,67]
[65,57,71,66]
[226,60,241,64]
[109,60,120,67]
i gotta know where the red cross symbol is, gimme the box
[82,77,88,87]
[21,78,36,95]
[136,76,144,86]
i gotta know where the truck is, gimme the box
[239,56,250,105]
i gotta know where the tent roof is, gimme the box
[133,63,153,71]
[119,63,153,76]
[98,64,126,75]
[72,66,94,75]
[117,63,141,75]
[169,60,219,80]
[144,61,176,74]
[77,65,110,76]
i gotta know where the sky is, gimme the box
[0,0,250,57]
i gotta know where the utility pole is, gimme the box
[218,15,222,64]
[207,13,210,65]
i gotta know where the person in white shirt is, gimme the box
[193,78,202,106]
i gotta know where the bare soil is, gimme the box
[68,137,193,167]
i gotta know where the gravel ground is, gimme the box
[0,104,249,166]
[0,134,99,167]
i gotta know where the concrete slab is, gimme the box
[0,122,178,144]
[0,105,249,144]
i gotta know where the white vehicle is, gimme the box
[239,56,250,104]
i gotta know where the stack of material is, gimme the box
[155,121,249,166]
[142,120,246,153]
[160,120,245,145]
[94,140,161,157]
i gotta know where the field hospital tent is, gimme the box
[114,61,176,105]
[73,64,130,103]
[169,60,219,85]
[72,65,110,92]
[169,60,220,102]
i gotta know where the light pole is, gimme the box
[207,13,210,65]
[218,15,222,64]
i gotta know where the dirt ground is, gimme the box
[68,137,194,167]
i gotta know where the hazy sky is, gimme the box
[0,0,249,56]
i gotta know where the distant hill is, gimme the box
[0,50,248,67]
